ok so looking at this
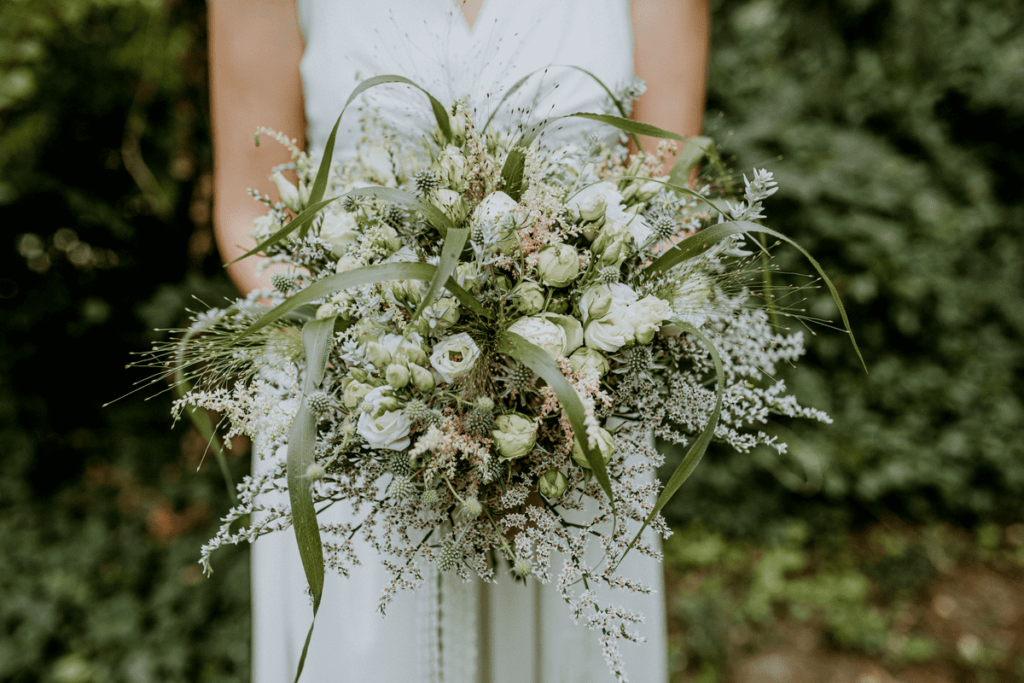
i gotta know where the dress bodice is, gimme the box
[296,0,634,160]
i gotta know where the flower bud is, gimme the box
[409,363,436,393]
[537,244,579,288]
[437,144,468,190]
[571,427,615,469]
[538,469,568,499]
[578,285,612,322]
[349,367,369,383]
[366,342,392,369]
[491,413,538,461]
[377,395,399,413]
[634,322,658,345]
[385,363,410,390]
[402,342,428,367]
[298,180,311,207]
[511,281,545,315]
[271,171,302,212]
[343,381,373,409]
[316,302,338,319]
[635,178,664,203]
[569,347,610,377]
[548,298,568,314]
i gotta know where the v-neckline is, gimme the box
[453,0,488,32]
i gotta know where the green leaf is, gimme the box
[498,332,615,508]
[287,316,335,682]
[239,262,490,338]
[499,119,549,202]
[667,135,715,187]
[618,322,723,566]
[412,227,470,320]
[566,113,685,142]
[344,185,453,237]
[644,220,866,371]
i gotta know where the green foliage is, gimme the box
[1,0,245,681]
[664,0,1024,533]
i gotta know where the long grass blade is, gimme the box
[287,316,334,682]
[412,227,470,320]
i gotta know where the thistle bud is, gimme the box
[271,171,302,212]
[409,363,436,393]
[511,281,545,315]
[538,469,568,500]
[366,342,392,369]
[386,363,410,390]
[461,496,482,518]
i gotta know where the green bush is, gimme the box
[664,0,1024,533]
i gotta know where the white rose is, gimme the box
[606,283,639,317]
[584,316,633,352]
[604,202,652,246]
[567,182,623,222]
[625,295,674,329]
[472,190,518,226]
[319,210,360,257]
[428,333,481,383]
[507,316,568,358]
[541,313,584,355]
[357,386,412,450]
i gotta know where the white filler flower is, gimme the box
[429,333,481,383]
[357,386,412,450]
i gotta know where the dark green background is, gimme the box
[1,1,1021,681]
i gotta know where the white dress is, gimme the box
[252,2,668,681]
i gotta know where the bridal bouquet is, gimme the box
[165,74,859,680]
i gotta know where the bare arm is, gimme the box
[208,0,306,295]
[631,0,711,176]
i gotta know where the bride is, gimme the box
[208,1,709,681]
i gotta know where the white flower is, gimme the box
[578,284,612,323]
[491,413,538,460]
[541,313,584,355]
[507,316,568,358]
[567,182,622,222]
[319,210,360,257]
[357,386,411,450]
[569,347,610,376]
[474,190,518,222]
[536,244,580,288]
[606,283,639,316]
[625,295,674,330]
[428,333,481,383]
[437,144,468,190]
[584,316,633,352]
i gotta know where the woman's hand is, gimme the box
[208,0,306,295]
[631,0,711,180]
